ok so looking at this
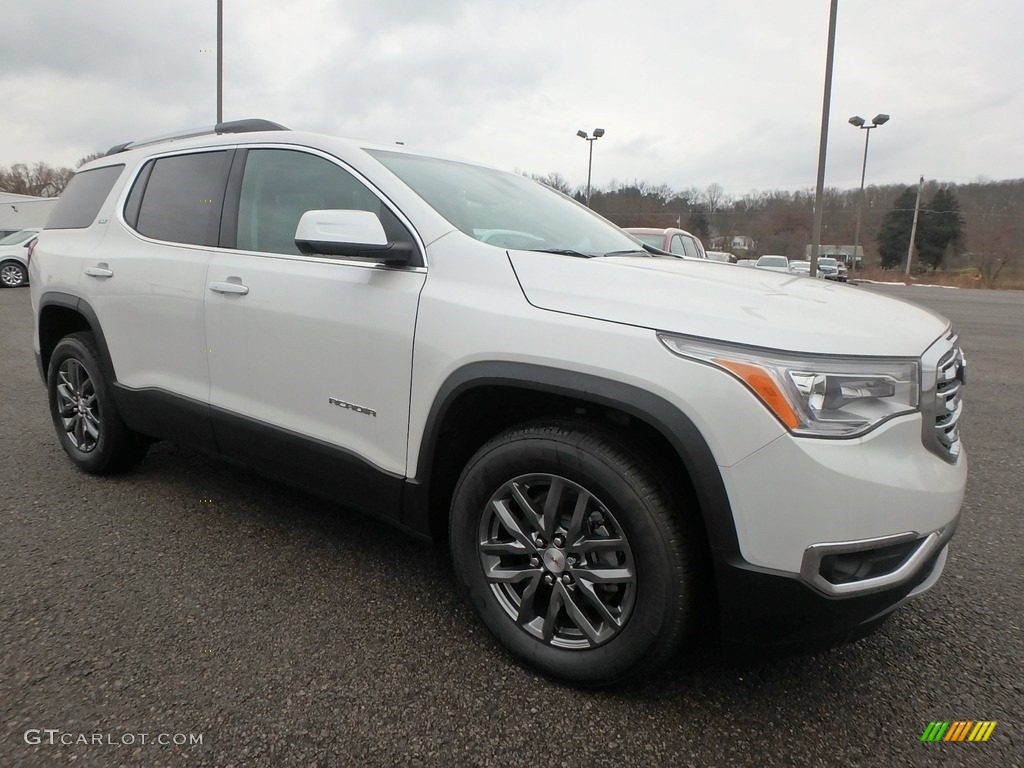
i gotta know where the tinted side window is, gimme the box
[237,149,397,256]
[669,235,686,256]
[45,165,125,230]
[134,151,231,246]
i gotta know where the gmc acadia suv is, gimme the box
[29,120,967,686]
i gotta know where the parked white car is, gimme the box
[818,256,849,282]
[755,254,790,272]
[30,119,967,686]
[706,250,737,264]
[0,227,41,287]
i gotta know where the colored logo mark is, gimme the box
[920,721,997,742]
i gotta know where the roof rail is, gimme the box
[105,119,289,156]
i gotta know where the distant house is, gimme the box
[710,235,757,254]
[0,192,59,237]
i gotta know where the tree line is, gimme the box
[534,171,1020,277]
[0,154,103,198]
[2,156,1017,280]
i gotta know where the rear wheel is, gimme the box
[47,332,148,473]
[450,419,701,686]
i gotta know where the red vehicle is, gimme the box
[624,227,707,259]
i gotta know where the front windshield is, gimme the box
[368,150,642,257]
[0,229,37,246]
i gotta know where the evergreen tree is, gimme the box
[918,187,965,268]
[687,211,710,240]
[876,188,917,268]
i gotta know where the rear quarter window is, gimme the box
[45,165,125,230]
[129,151,232,247]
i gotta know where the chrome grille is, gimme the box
[921,330,966,463]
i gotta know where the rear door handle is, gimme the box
[209,280,249,295]
[85,265,114,278]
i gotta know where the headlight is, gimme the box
[658,334,919,438]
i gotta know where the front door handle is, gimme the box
[209,280,249,295]
[85,265,114,278]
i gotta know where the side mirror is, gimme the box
[294,209,414,264]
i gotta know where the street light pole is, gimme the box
[809,0,839,278]
[217,0,224,124]
[576,128,605,207]
[849,113,889,272]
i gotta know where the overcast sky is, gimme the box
[3,0,1022,196]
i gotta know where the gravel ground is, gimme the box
[1,284,1020,767]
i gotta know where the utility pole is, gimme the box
[905,175,924,277]
[809,0,839,277]
[217,0,223,124]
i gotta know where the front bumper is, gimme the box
[720,416,966,576]
[713,533,952,651]
[710,413,965,649]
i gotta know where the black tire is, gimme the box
[449,419,700,686]
[46,332,148,474]
[0,260,28,288]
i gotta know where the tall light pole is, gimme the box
[577,128,605,207]
[809,0,838,278]
[217,0,224,124]
[848,113,889,272]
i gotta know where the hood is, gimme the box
[508,251,949,357]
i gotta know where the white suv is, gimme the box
[30,120,967,686]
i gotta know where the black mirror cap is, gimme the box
[295,238,415,265]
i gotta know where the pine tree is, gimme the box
[687,211,710,240]
[918,187,965,268]
[876,188,917,268]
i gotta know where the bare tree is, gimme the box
[0,161,76,197]
[702,183,726,216]
[528,171,576,197]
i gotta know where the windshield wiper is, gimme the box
[528,248,593,258]
[600,248,655,258]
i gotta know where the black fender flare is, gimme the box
[36,292,118,384]
[407,361,740,554]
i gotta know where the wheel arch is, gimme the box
[406,361,740,556]
[37,292,116,385]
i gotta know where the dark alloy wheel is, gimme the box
[450,419,701,686]
[477,473,638,649]
[47,332,148,474]
[55,357,101,453]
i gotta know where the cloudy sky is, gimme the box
[3,0,1022,196]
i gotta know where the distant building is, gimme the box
[710,235,757,254]
[0,192,58,236]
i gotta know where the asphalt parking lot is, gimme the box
[1,283,1020,767]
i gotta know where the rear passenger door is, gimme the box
[204,147,425,516]
[97,149,234,404]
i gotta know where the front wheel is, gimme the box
[449,420,701,686]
